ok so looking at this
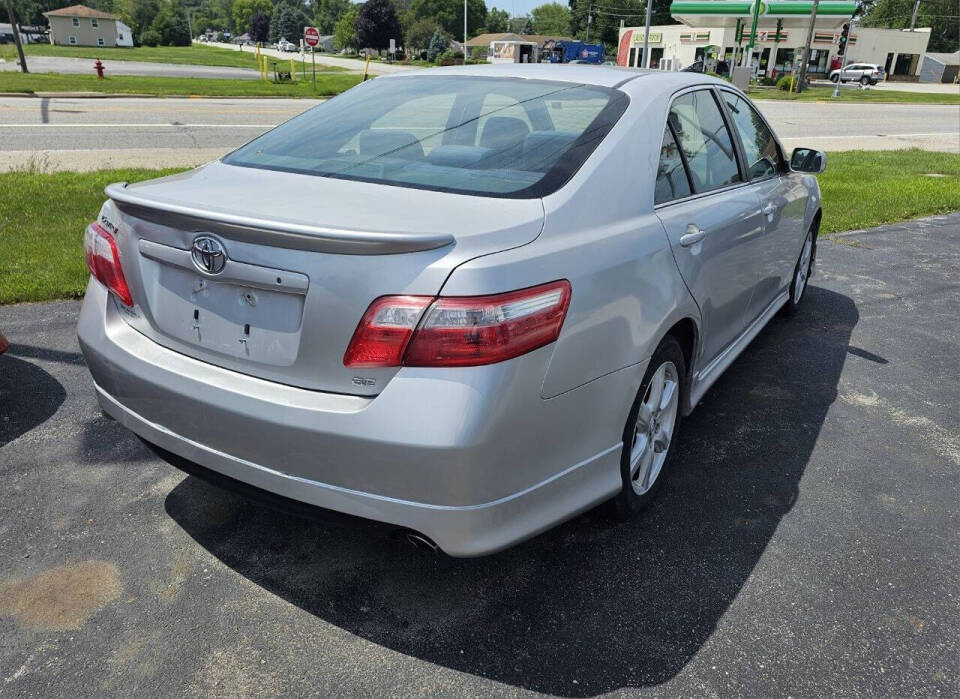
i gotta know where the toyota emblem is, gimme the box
[190,235,227,275]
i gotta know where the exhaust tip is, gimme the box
[398,530,439,553]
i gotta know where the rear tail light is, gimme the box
[84,222,133,307]
[342,295,433,368]
[343,280,571,368]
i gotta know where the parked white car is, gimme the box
[276,39,297,52]
[829,62,884,85]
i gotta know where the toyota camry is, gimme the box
[78,64,826,556]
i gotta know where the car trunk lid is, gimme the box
[102,161,544,395]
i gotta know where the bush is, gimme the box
[777,75,793,91]
[139,29,161,46]
[758,76,777,86]
[426,29,447,62]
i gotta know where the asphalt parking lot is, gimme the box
[1,215,957,696]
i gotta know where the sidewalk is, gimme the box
[203,41,417,76]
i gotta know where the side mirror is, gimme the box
[790,147,826,174]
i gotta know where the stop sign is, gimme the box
[304,26,320,48]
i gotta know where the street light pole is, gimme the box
[3,0,28,73]
[796,0,820,93]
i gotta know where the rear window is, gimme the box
[223,76,628,198]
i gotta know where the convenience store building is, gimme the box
[617,1,932,80]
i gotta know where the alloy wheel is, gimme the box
[629,361,680,495]
[794,234,813,302]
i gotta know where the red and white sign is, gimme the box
[304,26,320,48]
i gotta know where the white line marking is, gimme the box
[780,132,958,139]
[0,123,276,128]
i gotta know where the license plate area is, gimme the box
[136,240,307,367]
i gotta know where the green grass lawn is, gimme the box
[0,168,183,305]
[0,71,361,97]
[1,150,958,304]
[0,43,350,72]
[818,150,960,234]
[752,85,960,105]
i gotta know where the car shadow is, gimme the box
[163,285,857,695]
[0,353,67,449]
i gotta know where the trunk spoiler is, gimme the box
[105,182,455,256]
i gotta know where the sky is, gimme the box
[493,0,552,19]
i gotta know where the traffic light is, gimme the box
[838,23,849,55]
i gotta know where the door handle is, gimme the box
[679,225,706,247]
[762,202,776,216]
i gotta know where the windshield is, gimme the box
[223,76,628,198]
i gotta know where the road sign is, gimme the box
[304,26,320,48]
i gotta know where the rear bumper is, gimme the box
[78,280,643,555]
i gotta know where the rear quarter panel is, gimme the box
[441,80,699,399]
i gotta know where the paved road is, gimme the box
[1,214,958,695]
[1,95,957,172]
[0,55,263,80]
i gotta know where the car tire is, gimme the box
[860,76,871,86]
[830,74,840,83]
[613,335,685,519]
[782,228,815,316]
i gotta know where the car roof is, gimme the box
[393,63,730,91]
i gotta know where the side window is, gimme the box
[668,90,741,194]
[655,126,691,204]
[721,92,782,179]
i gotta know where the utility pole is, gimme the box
[795,0,819,93]
[3,0,28,73]
[909,0,920,29]
[642,0,653,68]
[585,1,592,43]
[463,0,468,64]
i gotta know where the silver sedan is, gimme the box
[78,65,826,556]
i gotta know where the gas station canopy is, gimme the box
[669,1,857,28]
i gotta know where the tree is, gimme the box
[485,6,508,32]
[356,0,400,50]
[249,10,270,40]
[861,0,958,52]
[406,16,439,52]
[269,4,300,41]
[569,0,648,46]
[426,27,446,61]
[410,0,485,38]
[149,3,192,45]
[333,6,358,50]
[530,2,569,35]
[507,14,530,33]
[232,0,272,36]
[139,27,161,44]
[128,0,161,44]
[313,0,350,33]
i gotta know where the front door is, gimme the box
[654,89,767,366]
[718,89,806,321]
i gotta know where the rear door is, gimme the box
[655,88,767,366]
[718,89,805,322]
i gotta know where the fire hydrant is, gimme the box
[94,59,104,79]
